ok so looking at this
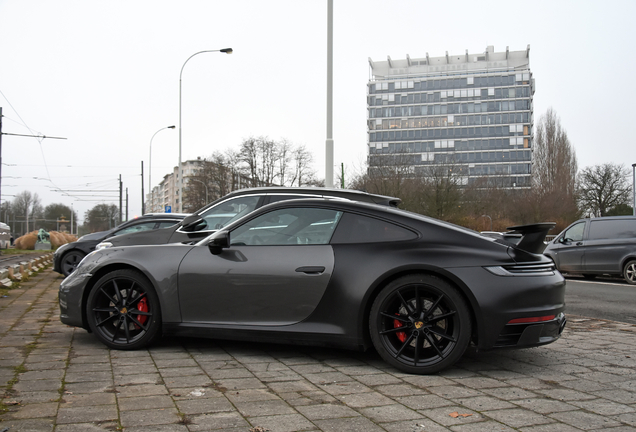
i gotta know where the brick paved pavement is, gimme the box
[2,268,636,431]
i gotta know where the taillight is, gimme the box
[508,315,555,324]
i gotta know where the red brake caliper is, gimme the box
[394,315,407,342]
[135,296,148,328]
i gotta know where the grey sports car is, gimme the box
[59,198,566,374]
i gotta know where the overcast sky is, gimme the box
[1,0,635,225]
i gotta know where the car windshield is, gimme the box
[197,196,260,231]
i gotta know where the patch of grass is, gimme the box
[24,342,39,356]
[0,400,9,415]
[177,413,193,425]
[13,364,28,375]
[0,249,44,256]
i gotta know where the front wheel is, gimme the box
[370,274,471,374]
[624,260,636,285]
[86,269,162,350]
[61,251,85,276]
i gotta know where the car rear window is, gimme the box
[589,219,636,240]
[330,213,417,244]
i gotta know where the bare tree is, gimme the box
[238,136,278,187]
[12,191,42,233]
[237,137,318,187]
[418,155,465,220]
[531,108,579,224]
[359,151,417,199]
[290,145,317,187]
[276,139,293,187]
[183,151,245,211]
[577,163,631,217]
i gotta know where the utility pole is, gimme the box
[0,107,3,207]
[119,175,122,224]
[126,188,129,221]
[141,161,145,215]
[341,163,345,188]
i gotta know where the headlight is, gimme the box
[95,242,113,251]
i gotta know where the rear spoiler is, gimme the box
[506,223,556,254]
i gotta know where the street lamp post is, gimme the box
[632,163,635,216]
[178,48,232,213]
[325,0,334,188]
[148,125,176,213]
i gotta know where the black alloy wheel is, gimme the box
[370,274,471,374]
[624,260,636,285]
[86,269,161,350]
[61,251,85,277]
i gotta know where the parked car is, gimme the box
[96,187,401,249]
[53,213,187,277]
[59,198,565,374]
[544,216,636,284]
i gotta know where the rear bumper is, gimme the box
[494,312,566,348]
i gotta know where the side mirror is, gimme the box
[182,214,203,229]
[208,230,230,255]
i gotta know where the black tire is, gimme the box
[582,274,597,280]
[624,260,636,285]
[86,269,161,350]
[370,274,471,374]
[61,251,85,276]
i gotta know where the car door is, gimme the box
[177,206,342,325]
[584,219,636,273]
[551,221,587,272]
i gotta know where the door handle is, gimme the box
[576,242,583,246]
[295,266,325,275]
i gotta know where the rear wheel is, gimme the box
[369,274,471,374]
[86,269,161,349]
[624,260,636,285]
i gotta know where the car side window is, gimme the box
[331,212,418,244]
[589,220,636,240]
[561,222,585,242]
[199,196,260,230]
[230,207,343,246]
[156,221,180,229]
[114,222,159,235]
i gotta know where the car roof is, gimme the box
[218,197,479,239]
[194,187,401,215]
[114,213,187,229]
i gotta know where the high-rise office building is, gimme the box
[367,45,534,188]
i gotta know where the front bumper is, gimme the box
[59,270,91,329]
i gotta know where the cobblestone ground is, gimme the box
[2,269,636,431]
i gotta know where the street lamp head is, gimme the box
[220,48,233,54]
[168,125,176,129]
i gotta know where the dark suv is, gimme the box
[97,187,400,249]
[53,213,186,276]
[543,216,636,284]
